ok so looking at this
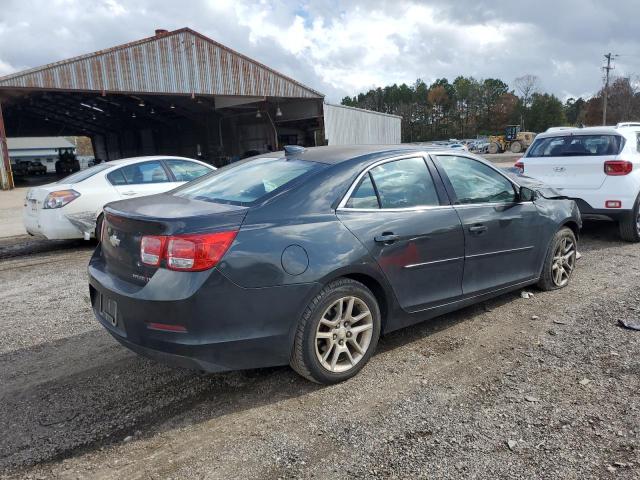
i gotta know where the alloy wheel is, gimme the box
[552,236,576,287]
[315,296,374,373]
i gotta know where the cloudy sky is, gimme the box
[0,0,639,102]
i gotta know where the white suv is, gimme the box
[515,126,640,242]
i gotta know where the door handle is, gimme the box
[469,224,488,234]
[374,232,400,244]
[121,191,137,196]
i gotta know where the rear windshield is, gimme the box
[173,157,323,206]
[58,163,111,183]
[526,134,624,157]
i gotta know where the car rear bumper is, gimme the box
[571,198,632,220]
[23,207,84,240]
[88,247,318,373]
[555,180,638,212]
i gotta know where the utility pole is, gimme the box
[602,53,617,126]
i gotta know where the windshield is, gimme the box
[173,157,323,206]
[59,163,112,183]
[527,134,624,157]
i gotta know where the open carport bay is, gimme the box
[0,221,638,479]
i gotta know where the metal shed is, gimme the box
[324,103,401,145]
[0,28,400,190]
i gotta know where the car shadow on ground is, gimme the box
[0,236,94,260]
[0,288,517,472]
[578,219,629,250]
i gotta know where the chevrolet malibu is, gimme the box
[89,146,581,384]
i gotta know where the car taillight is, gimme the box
[140,230,238,271]
[604,160,632,176]
[140,236,165,266]
[514,160,524,174]
[43,189,80,209]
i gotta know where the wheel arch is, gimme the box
[560,219,580,241]
[314,264,397,334]
[340,272,390,331]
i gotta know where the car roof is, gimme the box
[251,145,471,165]
[106,155,201,166]
[535,126,623,139]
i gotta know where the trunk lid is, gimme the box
[101,193,248,285]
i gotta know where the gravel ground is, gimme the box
[0,220,638,479]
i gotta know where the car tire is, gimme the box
[510,141,523,153]
[488,142,500,154]
[290,278,381,384]
[618,195,640,242]
[537,227,577,291]
[95,213,104,242]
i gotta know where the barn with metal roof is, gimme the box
[0,27,400,189]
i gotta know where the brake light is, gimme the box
[604,160,632,176]
[514,160,524,174]
[605,200,622,208]
[140,230,237,271]
[43,189,80,209]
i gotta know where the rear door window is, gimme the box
[345,157,440,209]
[107,169,127,186]
[119,161,169,184]
[527,134,624,157]
[370,158,440,208]
[165,159,212,182]
[345,174,379,209]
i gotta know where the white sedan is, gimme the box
[23,156,215,240]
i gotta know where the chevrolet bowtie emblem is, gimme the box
[109,233,121,248]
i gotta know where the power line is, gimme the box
[602,53,618,125]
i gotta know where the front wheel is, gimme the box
[290,278,381,384]
[487,142,500,154]
[537,227,577,291]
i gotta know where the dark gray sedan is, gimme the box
[89,146,581,384]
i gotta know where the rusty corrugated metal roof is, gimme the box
[0,28,324,99]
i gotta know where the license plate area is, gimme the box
[101,296,118,326]
[99,293,126,336]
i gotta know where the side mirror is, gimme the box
[519,186,537,202]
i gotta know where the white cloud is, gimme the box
[0,0,638,102]
[0,59,18,76]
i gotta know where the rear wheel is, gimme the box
[618,195,640,242]
[290,278,381,384]
[537,227,577,291]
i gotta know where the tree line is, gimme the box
[340,75,640,142]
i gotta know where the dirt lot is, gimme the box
[0,219,638,480]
